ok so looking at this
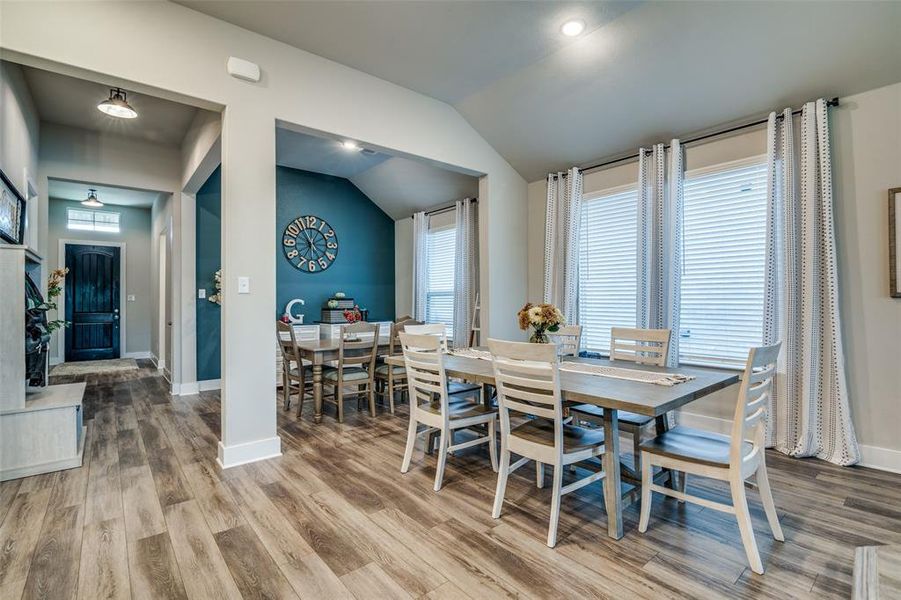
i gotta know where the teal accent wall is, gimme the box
[196,166,221,381]
[277,167,395,322]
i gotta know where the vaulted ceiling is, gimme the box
[177,0,901,181]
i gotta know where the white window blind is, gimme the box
[680,161,768,367]
[426,226,455,339]
[578,187,638,352]
[67,208,120,233]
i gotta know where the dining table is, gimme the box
[295,335,392,424]
[385,351,739,539]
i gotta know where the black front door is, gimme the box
[65,244,121,361]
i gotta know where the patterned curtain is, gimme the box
[636,141,684,367]
[763,99,860,465]
[412,211,429,321]
[543,167,582,324]
[452,198,478,347]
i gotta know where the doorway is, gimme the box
[64,243,121,361]
[158,229,170,377]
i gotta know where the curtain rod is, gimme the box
[558,97,840,177]
[410,197,478,219]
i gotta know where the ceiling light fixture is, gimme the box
[81,189,103,208]
[561,19,585,37]
[97,87,138,119]
[341,140,360,151]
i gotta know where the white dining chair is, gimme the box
[488,339,606,547]
[546,324,582,357]
[405,322,481,399]
[638,342,785,574]
[400,332,498,491]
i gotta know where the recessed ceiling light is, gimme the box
[97,87,138,119]
[561,19,585,37]
[341,140,360,151]
[81,189,103,208]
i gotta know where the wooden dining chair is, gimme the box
[375,317,422,413]
[400,332,498,491]
[276,320,313,413]
[569,327,671,481]
[546,324,582,357]
[488,339,606,547]
[321,322,380,423]
[405,323,481,399]
[638,342,784,574]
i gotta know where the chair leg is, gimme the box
[401,415,418,473]
[492,446,511,519]
[638,452,653,533]
[632,429,643,477]
[282,372,290,410]
[337,385,345,423]
[731,474,764,574]
[368,386,376,417]
[677,472,687,502]
[488,419,498,472]
[757,457,784,542]
[388,376,396,414]
[434,429,449,492]
[536,461,545,488]
[547,464,564,547]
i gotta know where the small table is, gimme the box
[386,352,738,539]
[855,545,901,599]
[295,336,391,423]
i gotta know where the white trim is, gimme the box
[58,239,127,361]
[216,437,282,469]
[176,381,199,396]
[198,379,220,392]
[678,410,901,474]
[124,351,151,359]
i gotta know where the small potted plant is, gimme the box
[517,302,564,344]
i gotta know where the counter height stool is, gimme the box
[638,342,785,574]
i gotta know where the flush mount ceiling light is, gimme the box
[81,189,103,208]
[341,140,360,151]
[561,19,586,37]
[97,87,138,119]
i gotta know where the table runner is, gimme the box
[450,348,695,387]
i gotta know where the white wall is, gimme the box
[394,218,413,318]
[1,0,527,467]
[0,59,40,248]
[47,198,152,359]
[527,82,901,469]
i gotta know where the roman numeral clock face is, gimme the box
[282,215,338,273]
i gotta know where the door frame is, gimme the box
[57,239,127,363]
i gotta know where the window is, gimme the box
[680,160,768,367]
[67,208,120,233]
[578,186,638,352]
[426,226,455,339]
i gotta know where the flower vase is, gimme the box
[530,328,549,344]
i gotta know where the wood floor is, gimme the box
[2,361,899,599]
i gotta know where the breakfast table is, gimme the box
[385,351,739,539]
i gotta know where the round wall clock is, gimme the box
[282,215,339,273]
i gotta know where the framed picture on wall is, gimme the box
[891,187,901,298]
[0,168,26,245]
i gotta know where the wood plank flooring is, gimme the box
[2,360,899,599]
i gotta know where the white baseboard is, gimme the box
[198,379,221,392]
[217,436,282,469]
[678,410,901,474]
[176,382,200,396]
[124,351,151,359]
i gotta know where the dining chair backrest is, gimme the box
[405,323,449,351]
[488,339,564,452]
[731,342,781,467]
[609,327,671,366]
[389,317,423,355]
[399,332,448,417]
[338,322,380,373]
[276,320,302,369]
[547,325,582,357]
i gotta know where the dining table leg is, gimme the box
[603,408,624,539]
[312,364,323,423]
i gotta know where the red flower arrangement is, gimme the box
[343,305,363,324]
